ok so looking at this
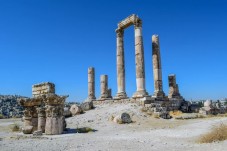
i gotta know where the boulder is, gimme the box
[70,104,82,116]
[113,113,132,124]
[80,101,93,111]
[22,126,33,134]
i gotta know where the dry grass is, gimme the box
[174,113,206,120]
[140,107,147,113]
[0,114,4,119]
[169,110,183,117]
[198,123,227,143]
[75,127,96,133]
[152,113,160,119]
[9,123,20,132]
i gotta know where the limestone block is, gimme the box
[38,117,46,133]
[113,113,132,124]
[22,126,33,134]
[81,102,93,111]
[70,105,82,116]
[45,117,64,135]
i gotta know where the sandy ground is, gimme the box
[1,103,227,151]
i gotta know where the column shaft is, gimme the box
[88,67,96,101]
[152,35,165,98]
[116,29,127,99]
[100,75,108,98]
[133,22,148,98]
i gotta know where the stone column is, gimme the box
[116,29,127,99]
[152,35,165,98]
[168,74,182,99]
[132,20,148,98]
[44,94,67,135]
[87,67,96,101]
[22,107,33,134]
[19,98,40,134]
[100,75,109,99]
[37,107,46,133]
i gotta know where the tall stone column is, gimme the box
[152,35,165,98]
[132,20,148,98]
[116,29,127,99]
[87,67,96,101]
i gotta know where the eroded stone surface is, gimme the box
[87,67,96,101]
[116,14,148,99]
[113,112,132,124]
[152,35,165,98]
[70,104,82,116]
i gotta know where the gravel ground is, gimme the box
[1,103,227,151]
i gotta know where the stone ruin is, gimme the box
[84,14,186,116]
[19,82,68,135]
[199,100,226,115]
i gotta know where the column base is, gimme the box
[114,92,127,100]
[85,97,96,102]
[132,90,148,98]
[153,91,165,98]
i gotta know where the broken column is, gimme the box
[44,94,67,135]
[152,35,165,98]
[37,106,46,133]
[168,74,182,99]
[132,19,148,98]
[19,98,41,134]
[115,29,127,99]
[87,67,96,101]
[100,75,112,100]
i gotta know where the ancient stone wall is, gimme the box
[32,82,55,97]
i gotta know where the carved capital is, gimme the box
[45,105,63,118]
[135,19,142,28]
[37,107,46,117]
[116,28,124,37]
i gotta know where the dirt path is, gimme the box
[1,103,227,151]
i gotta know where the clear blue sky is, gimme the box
[0,0,226,101]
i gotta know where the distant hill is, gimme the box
[0,95,28,118]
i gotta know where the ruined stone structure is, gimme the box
[32,82,55,97]
[44,94,67,135]
[87,67,96,101]
[19,98,41,134]
[19,82,68,135]
[99,75,112,100]
[168,74,182,99]
[115,14,148,99]
[152,35,165,98]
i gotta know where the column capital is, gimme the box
[135,19,142,28]
[116,28,124,37]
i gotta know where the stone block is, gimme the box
[22,126,33,134]
[81,101,93,111]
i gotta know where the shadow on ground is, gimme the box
[65,127,98,134]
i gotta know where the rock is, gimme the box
[113,113,132,124]
[204,100,212,107]
[80,101,93,111]
[33,130,42,136]
[22,126,33,134]
[70,104,82,116]
[64,107,71,117]
[160,112,171,119]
